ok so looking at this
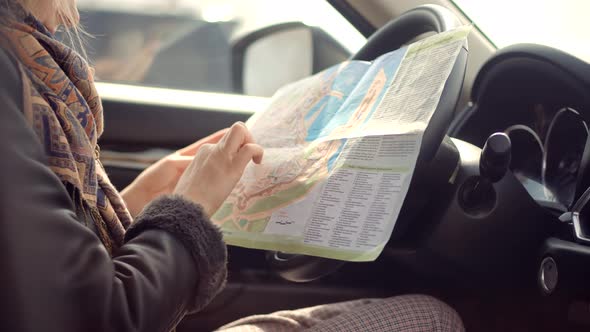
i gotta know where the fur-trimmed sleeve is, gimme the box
[124,195,227,313]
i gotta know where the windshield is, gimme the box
[453,0,590,62]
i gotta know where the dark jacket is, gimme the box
[0,46,227,332]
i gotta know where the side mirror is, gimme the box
[232,22,351,96]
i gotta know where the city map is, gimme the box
[212,27,471,261]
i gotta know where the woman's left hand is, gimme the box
[121,128,229,218]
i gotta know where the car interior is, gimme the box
[28,0,590,331]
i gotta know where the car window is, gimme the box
[452,0,590,62]
[78,0,366,96]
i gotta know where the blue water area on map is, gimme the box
[327,139,347,172]
[305,47,407,142]
[305,62,370,141]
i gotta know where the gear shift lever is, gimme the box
[461,133,512,210]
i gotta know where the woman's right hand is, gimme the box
[173,122,264,217]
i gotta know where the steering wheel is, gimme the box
[266,4,468,282]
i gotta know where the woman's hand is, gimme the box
[174,123,264,216]
[121,128,229,218]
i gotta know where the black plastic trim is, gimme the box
[352,4,462,62]
[471,44,590,102]
[327,0,376,38]
[541,237,590,294]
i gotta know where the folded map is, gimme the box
[212,27,471,262]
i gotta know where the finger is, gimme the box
[234,143,264,171]
[219,122,246,152]
[221,122,256,154]
[252,152,263,164]
[178,128,229,156]
[166,154,193,171]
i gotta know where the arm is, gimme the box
[0,48,225,332]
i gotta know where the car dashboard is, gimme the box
[441,43,590,294]
[465,101,587,214]
[452,44,590,214]
[507,105,587,213]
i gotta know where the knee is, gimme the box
[383,294,464,332]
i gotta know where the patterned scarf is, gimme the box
[0,3,132,254]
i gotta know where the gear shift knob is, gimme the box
[480,132,512,183]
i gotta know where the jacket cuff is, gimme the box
[124,195,227,313]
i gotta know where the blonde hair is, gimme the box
[18,0,89,59]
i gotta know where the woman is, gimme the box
[0,0,464,331]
